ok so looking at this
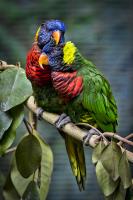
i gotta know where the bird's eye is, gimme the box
[50,36,56,44]
[50,35,53,40]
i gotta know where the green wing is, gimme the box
[82,72,118,132]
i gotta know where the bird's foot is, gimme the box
[36,107,44,120]
[55,113,71,129]
[83,128,100,146]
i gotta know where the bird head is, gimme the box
[35,19,66,49]
[38,41,78,71]
[36,20,66,69]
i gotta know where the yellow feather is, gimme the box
[63,41,76,64]
[34,26,41,41]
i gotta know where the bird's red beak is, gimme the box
[39,53,49,69]
[52,30,61,45]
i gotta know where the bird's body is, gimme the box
[37,41,118,190]
[26,21,86,190]
[26,20,66,113]
[49,41,118,133]
[26,42,61,112]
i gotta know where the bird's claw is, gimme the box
[55,113,71,129]
[36,107,44,120]
[83,128,100,146]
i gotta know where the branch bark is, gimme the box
[103,132,133,146]
[0,60,17,70]
[26,96,133,163]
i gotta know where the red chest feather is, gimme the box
[26,43,51,87]
[51,71,83,101]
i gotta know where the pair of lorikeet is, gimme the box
[26,19,118,190]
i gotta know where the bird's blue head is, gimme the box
[35,19,66,49]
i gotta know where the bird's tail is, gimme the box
[65,135,86,191]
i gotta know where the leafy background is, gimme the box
[0,0,133,199]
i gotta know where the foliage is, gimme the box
[0,111,12,139]
[93,141,132,199]
[0,67,53,199]
[0,105,24,156]
[15,134,42,178]
[0,67,32,111]
[0,66,132,200]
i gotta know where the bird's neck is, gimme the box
[73,51,96,71]
[65,52,86,71]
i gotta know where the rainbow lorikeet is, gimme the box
[40,41,118,138]
[26,20,64,112]
[26,20,86,190]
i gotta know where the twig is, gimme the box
[118,133,133,146]
[125,133,133,140]
[29,111,37,130]
[103,132,133,146]
[0,60,16,70]
[23,118,33,135]
[5,147,16,154]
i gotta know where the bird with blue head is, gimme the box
[26,19,87,191]
[26,19,66,86]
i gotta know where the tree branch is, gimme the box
[25,96,133,163]
[0,60,17,70]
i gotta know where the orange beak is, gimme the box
[52,30,61,45]
[39,53,49,69]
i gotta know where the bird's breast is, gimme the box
[26,43,51,87]
[51,71,83,102]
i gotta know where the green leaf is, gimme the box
[22,181,40,200]
[0,67,32,111]
[119,151,132,189]
[0,104,24,155]
[100,140,122,181]
[3,173,20,200]
[106,181,126,200]
[11,154,33,197]
[0,111,12,139]
[113,185,126,200]
[96,160,119,196]
[34,130,53,200]
[92,141,106,164]
[15,134,42,178]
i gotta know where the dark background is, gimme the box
[0,0,133,199]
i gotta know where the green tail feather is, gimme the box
[65,135,86,191]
